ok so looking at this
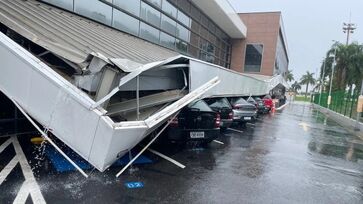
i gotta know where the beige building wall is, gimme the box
[231,12,282,76]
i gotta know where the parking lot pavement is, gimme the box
[1,102,363,203]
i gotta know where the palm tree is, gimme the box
[286,70,294,82]
[291,81,301,93]
[323,42,363,91]
[300,71,316,100]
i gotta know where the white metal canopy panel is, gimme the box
[0,0,178,65]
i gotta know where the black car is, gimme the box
[204,97,233,132]
[254,97,268,114]
[166,100,220,143]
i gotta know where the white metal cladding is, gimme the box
[0,32,219,171]
[0,0,178,66]
[189,59,288,97]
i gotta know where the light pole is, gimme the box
[327,47,337,109]
[318,59,326,106]
[343,22,356,45]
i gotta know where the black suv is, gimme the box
[166,100,220,143]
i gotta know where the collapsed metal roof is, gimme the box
[0,0,178,66]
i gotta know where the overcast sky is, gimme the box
[229,0,363,81]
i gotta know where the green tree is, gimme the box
[322,42,363,91]
[300,71,316,100]
[286,70,294,82]
[290,81,301,93]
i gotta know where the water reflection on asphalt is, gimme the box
[1,102,363,203]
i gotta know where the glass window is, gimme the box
[160,32,175,49]
[141,1,161,27]
[177,11,191,28]
[177,0,190,13]
[176,24,189,42]
[140,22,160,44]
[161,14,177,35]
[190,5,201,21]
[113,0,140,16]
[162,0,177,18]
[244,44,263,72]
[112,9,140,36]
[188,100,212,111]
[201,15,208,27]
[200,26,208,38]
[189,45,198,58]
[176,39,188,53]
[190,32,199,46]
[208,33,216,44]
[208,22,216,33]
[42,0,73,10]
[206,98,231,108]
[74,0,112,26]
[191,20,199,33]
[146,0,161,7]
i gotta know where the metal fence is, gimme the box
[312,90,363,122]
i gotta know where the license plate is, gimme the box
[244,117,252,120]
[190,131,205,138]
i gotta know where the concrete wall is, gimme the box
[313,104,363,134]
[231,12,284,76]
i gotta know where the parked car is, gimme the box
[166,100,220,143]
[204,97,233,132]
[229,97,257,124]
[262,95,273,112]
[254,97,269,114]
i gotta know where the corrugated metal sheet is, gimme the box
[0,0,178,65]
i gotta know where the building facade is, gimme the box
[231,12,289,77]
[41,0,247,69]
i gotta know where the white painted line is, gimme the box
[0,138,12,153]
[13,181,30,204]
[12,136,46,204]
[228,128,244,134]
[147,148,186,169]
[212,140,224,145]
[11,98,88,178]
[276,102,289,111]
[0,156,18,185]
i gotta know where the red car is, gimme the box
[262,95,273,112]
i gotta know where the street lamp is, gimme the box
[327,45,337,109]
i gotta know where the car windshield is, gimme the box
[231,98,249,105]
[188,100,213,111]
[247,97,256,103]
[205,98,231,108]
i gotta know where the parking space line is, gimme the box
[212,140,224,145]
[0,138,12,153]
[13,181,30,203]
[12,136,46,204]
[0,156,19,185]
[228,128,244,134]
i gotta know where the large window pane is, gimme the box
[177,11,191,28]
[161,14,177,35]
[113,0,140,16]
[176,39,188,53]
[244,44,263,72]
[140,22,160,44]
[112,9,139,36]
[177,0,190,13]
[162,0,177,18]
[190,32,199,47]
[191,20,199,33]
[146,0,161,7]
[141,2,161,27]
[42,0,73,11]
[160,32,175,49]
[190,5,201,21]
[176,24,189,42]
[189,45,198,58]
[74,0,112,26]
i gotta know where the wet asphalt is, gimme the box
[1,102,363,204]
